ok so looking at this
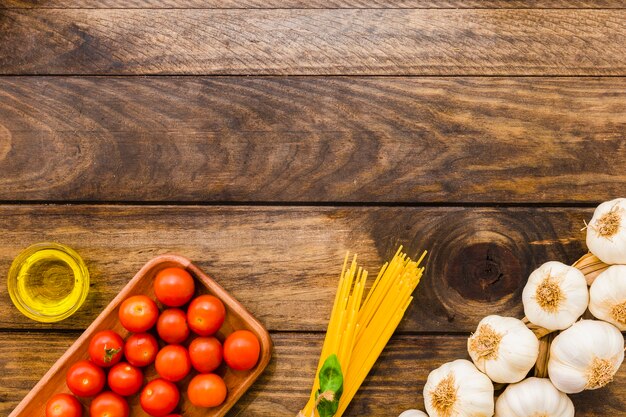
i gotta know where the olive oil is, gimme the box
[8,243,89,322]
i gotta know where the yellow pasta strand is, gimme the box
[301,247,426,417]
[306,253,352,413]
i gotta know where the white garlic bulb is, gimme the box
[495,377,574,417]
[589,265,626,330]
[423,359,494,417]
[399,410,429,417]
[586,198,626,265]
[468,315,539,383]
[522,261,588,330]
[548,319,625,393]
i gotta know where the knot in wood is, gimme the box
[446,241,523,302]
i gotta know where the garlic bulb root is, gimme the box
[586,198,626,265]
[469,323,501,360]
[468,315,539,384]
[495,377,574,417]
[589,265,626,330]
[423,359,494,417]
[548,319,625,394]
[522,261,588,331]
[612,302,626,325]
[431,373,456,413]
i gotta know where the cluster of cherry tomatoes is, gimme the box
[45,267,261,417]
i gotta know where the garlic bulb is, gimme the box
[548,319,625,393]
[468,315,539,383]
[522,261,588,330]
[586,198,626,265]
[399,410,429,417]
[589,265,626,330]
[495,377,574,417]
[423,359,494,417]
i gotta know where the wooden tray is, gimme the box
[9,254,273,417]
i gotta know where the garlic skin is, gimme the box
[495,377,574,417]
[589,265,626,330]
[423,359,494,417]
[468,315,539,384]
[548,319,625,394]
[522,261,588,331]
[586,198,626,265]
[399,410,429,417]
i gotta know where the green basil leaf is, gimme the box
[316,354,343,417]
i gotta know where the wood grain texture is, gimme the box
[2,332,625,416]
[0,205,593,332]
[2,0,625,8]
[1,10,625,75]
[1,77,625,203]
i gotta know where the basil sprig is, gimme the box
[316,354,343,417]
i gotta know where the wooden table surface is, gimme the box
[1,1,626,416]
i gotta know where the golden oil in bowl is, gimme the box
[8,243,89,323]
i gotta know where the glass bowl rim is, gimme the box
[7,242,90,323]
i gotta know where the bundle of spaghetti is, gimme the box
[300,246,426,417]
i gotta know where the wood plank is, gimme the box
[1,332,625,416]
[2,0,624,8]
[0,10,624,75]
[0,205,594,332]
[1,77,625,203]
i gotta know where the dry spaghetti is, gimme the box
[299,246,426,417]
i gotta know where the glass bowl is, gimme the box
[7,242,90,323]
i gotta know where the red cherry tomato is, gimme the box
[107,362,144,397]
[88,330,124,368]
[90,391,129,417]
[45,393,83,417]
[118,295,159,332]
[187,295,225,336]
[223,330,260,371]
[155,345,191,382]
[124,333,159,367]
[66,360,105,397]
[140,379,180,417]
[187,373,227,408]
[153,267,195,307]
[157,308,190,344]
[189,337,223,373]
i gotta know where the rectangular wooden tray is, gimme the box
[9,254,273,417]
